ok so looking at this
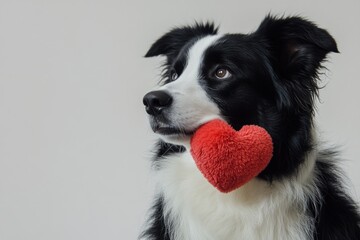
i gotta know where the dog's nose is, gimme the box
[143,90,173,116]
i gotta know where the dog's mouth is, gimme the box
[154,127,191,135]
[150,118,195,136]
[152,125,194,136]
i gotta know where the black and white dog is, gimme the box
[140,16,360,240]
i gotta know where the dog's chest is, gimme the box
[156,151,311,240]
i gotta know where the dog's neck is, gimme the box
[154,140,318,240]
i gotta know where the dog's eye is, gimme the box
[215,68,231,79]
[171,71,179,81]
[215,68,232,79]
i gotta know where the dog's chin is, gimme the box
[150,122,194,148]
[149,115,223,148]
[156,128,194,149]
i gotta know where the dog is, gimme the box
[140,15,360,240]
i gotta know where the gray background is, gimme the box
[0,0,359,239]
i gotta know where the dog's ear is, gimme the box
[145,22,218,58]
[256,15,338,76]
[255,15,338,112]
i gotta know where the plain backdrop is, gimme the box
[0,0,359,239]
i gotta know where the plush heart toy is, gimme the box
[190,119,273,193]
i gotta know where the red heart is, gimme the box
[190,119,273,193]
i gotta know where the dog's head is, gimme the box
[143,16,338,179]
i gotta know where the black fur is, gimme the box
[145,22,218,59]
[152,141,185,170]
[139,196,171,240]
[141,15,360,239]
[311,150,360,239]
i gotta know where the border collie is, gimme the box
[140,15,360,240]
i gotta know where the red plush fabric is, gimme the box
[190,119,273,193]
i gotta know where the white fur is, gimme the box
[155,148,319,240]
[156,35,223,147]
